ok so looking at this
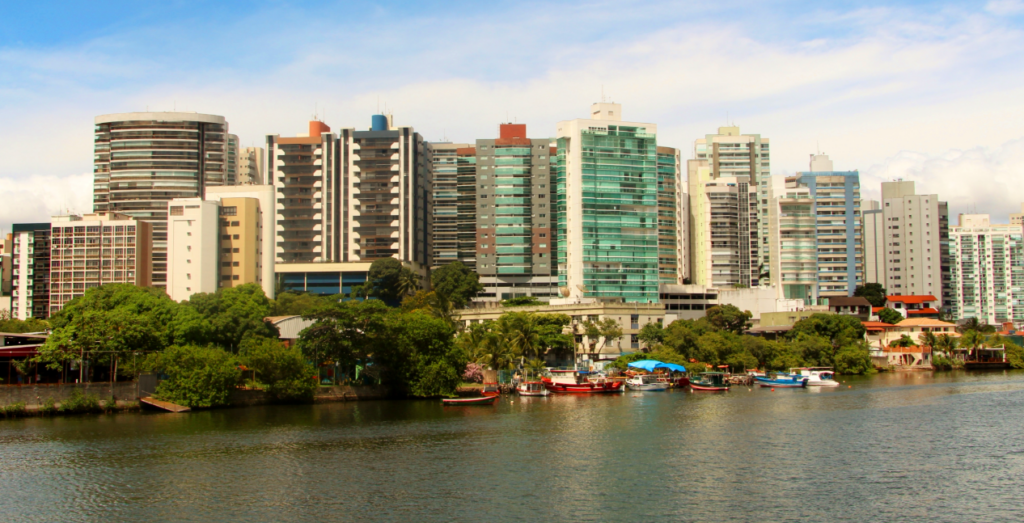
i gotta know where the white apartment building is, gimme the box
[688,159,759,288]
[166,200,220,302]
[693,126,771,280]
[861,181,951,307]
[949,214,1024,324]
[238,147,265,185]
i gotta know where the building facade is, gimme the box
[689,159,759,288]
[238,147,265,185]
[93,112,231,289]
[48,213,153,315]
[693,126,771,279]
[166,200,221,302]
[768,154,862,302]
[10,223,52,320]
[426,142,473,269]
[949,214,1024,324]
[226,134,239,185]
[1,233,11,297]
[555,103,664,303]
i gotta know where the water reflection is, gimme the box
[1,371,1023,522]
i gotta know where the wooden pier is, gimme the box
[140,397,191,413]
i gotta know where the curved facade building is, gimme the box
[93,112,230,288]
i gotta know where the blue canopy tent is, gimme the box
[627,360,687,373]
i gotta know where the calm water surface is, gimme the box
[2,372,1024,522]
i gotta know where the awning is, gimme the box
[0,344,43,357]
[627,360,686,373]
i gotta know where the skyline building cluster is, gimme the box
[1,104,1022,328]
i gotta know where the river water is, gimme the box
[2,371,1024,522]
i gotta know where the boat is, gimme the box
[516,381,550,396]
[626,374,670,391]
[442,396,498,406]
[481,385,501,397]
[791,367,840,387]
[542,370,625,393]
[755,373,808,388]
[689,372,730,392]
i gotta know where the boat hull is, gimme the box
[626,382,670,391]
[755,377,808,388]
[442,396,498,406]
[689,383,729,392]
[542,380,625,393]
[807,381,840,387]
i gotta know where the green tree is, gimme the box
[637,321,665,349]
[364,258,419,304]
[584,318,622,352]
[934,333,957,359]
[270,292,330,316]
[705,305,753,334]
[789,313,866,365]
[0,309,49,333]
[154,345,240,408]
[534,313,573,362]
[854,283,887,307]
[878,308,904,325]
[959,330,985,360]
[183,283,277,350]
[383,311,465,397]
[892,334,917,348]
[240,338,317,402]
[835,340,873,374]
[299,299,393,375]
[431,261,483,309]
[918,330,938,351]
[960,317,996,334]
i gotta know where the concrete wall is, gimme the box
[0,382,139,407]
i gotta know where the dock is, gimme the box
[140,397,191,413]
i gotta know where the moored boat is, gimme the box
[791,367,840,387]
[689,372,730,392]
[626,374,670,391]
[542,370,625,393]
[755,373,808,388]
[516,381,550,396]
[442,396,498,406]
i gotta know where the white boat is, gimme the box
[625,374,670,391]
[516,381,550,396]
[791,367,840,387]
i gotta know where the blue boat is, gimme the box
[754,373,808,388]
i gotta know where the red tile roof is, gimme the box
[872,306,884,313]
[886,295,938,304]
[861,321,896,331]
[907,308,940,315]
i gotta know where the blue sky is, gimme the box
[3,0,1024,229]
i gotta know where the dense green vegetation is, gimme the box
[877,307,903,325]
[613,307,874,375]
[854,283,887,308]
[455,312,574,371]
[0,309,49,333]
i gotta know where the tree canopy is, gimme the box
[878,307,904,325]
[431,261,483,309]
[854,283,887,307]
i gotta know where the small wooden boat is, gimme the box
[689,372,730,392]
[516,381,550,396]
[481,385,501,397]
[442,396,498,406]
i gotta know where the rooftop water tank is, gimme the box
[371,114,388,131]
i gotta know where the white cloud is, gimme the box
[861,138,1024,223]
[986,1,1024,16]
[0,173,93,234]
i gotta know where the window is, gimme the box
[231,221,239,227]
[232,248,240,253]
[169,206,183,216]
[232,275,240,280]
[222,262,231,268]
[232,234,239,240]
[220,206,237,216]
[222,235,231,240]
[232,261,239,267]
[222,248,231,254]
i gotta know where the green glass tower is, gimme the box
[555,103,665,303]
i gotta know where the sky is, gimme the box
[2,0,1024,232]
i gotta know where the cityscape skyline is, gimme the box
[3,2,1024,231]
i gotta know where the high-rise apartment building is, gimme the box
[226,134,239,185]
[949,214,1024,324]
[862,181,949,303]
[268,116,430,294]
[166,200,221,301]
[657,147,687,285]
[426,142,473,269]
[555,103,666,303]
[10,223,52,320]
[693,126,771,279]
[48,212,153,315]
[688,158,759,288]
[94,112,232,289]
[1,233,11,297]
[238,147,265,185]
[768,154,862,302]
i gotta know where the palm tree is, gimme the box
[428,292,459,330]
[918,330,938,352]
[511,314,541,360]
[959,330,985,362]
[960,317,996,334]
[935,334,957,359]
[479,329,517,371]
[396,269,421,297]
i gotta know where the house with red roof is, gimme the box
[885,295,940,319]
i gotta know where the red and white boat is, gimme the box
[442,396,498,406]
[541,370,625,393]
[516,381,550,396]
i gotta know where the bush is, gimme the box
[240,339,317,403]
[40,397,57,415]
[155,345,241,408]
[462,363,484,383]
[59,390,102,413]
[834,343,874,375]
[2,402,27,418]
[932,355,963,370]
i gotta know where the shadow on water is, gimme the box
[2,371,1024,522]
